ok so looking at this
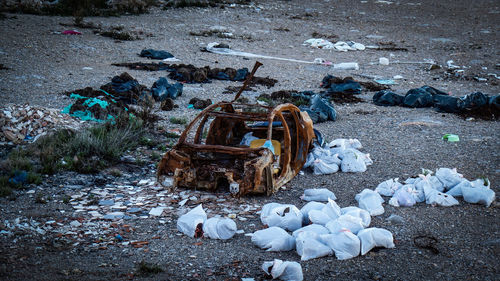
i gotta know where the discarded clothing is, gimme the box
[299,95,337,123]
[139,49,174,60]
[100,72,151,104]
[373,90,404,106]
[62,93,128,123]
[372,86,499,119]
[151,77,183,101]
[321,75,361,95]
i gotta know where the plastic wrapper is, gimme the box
[202,217,237,240]
[177,204,207,237]
[262,259,303,281]
[355,189,385,216]
[320,230,361,260]
[248,227,296,252]
[301,188,337,202]
[357,227,395,255]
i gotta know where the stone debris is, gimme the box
[1,104,82,144]
[1,175,261,251]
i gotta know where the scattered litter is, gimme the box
[149,207,164,216]
[374,79,396,85]
[205,42,328,65]
[442,134,459,142]
[139,49,174,60]
[303,39,365,51]
[177,204,207,238]
[379,57,389,65]
[262,259,303,281]
[151,77,183,101]
[62,30,82,35]
[358,228,395,255]
[373,86,499,120]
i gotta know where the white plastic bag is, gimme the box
[239,132,259,146]
[424,185,459,207]
[262,259,303,281]
[292,224,330,238]
[435,168,463,189]
[357,227,395,255]
[260,203,303,231]
[320,230,361,260]
[202,217,237,240]
[309,199,341,225]
[303,152,315,169]
[328,138,363,150]
[375,178,402,197]
[301,188,337,202]
[393,186,417,207]
[340,149,367,173]
[415,174,445,192]
[300,201,325,224]
[295,231,332,261]
[325,214,364,234]
[248,227,296,252]
[341,207,371,228]
[313,159,339,175]
[177,204,207,237]
[355,189,385,216]
[462,184,495,207]
[446,179,469,197]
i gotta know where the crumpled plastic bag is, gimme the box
[340,149,367,173]
[357,227,395,255]
[414,174,445,192]
[424,185,459,206]
[447,178,490,197]
[260,203,303,231]
[312,159,339,175]
[375,178,402,197]
[295,231,332,261]
[300,201,325,224]
[341,206,371,228]
[177,204,207,237]
[309,199,342,225]
[355,189,385,216]
[248,227,296,252]
[262,259,303,281]
[239,132,259,146]
[301,188,337,202]
[435,168,464,190]
[320,230,361,260]
[202,217,237,240]
[292,224,330,238]
[325,214,364,234]
[392,186,417,207]
[328,138,362,150]
[462,182,495,207]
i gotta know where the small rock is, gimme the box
[70,220,82,227]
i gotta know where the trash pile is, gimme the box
[373,168,495,208]
[246,190,395,261]
[303,138,373,174]
[1,104,82,144]
[113,62,278,87]
[63,72,183,121]
[303,39,365,51]
[373,86,500,120]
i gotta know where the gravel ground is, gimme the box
[1,0,499,280]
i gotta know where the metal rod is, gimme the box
[233,61,263,102]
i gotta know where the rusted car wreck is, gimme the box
[157,101,315,197]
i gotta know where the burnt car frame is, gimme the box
[157,101,314,197]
